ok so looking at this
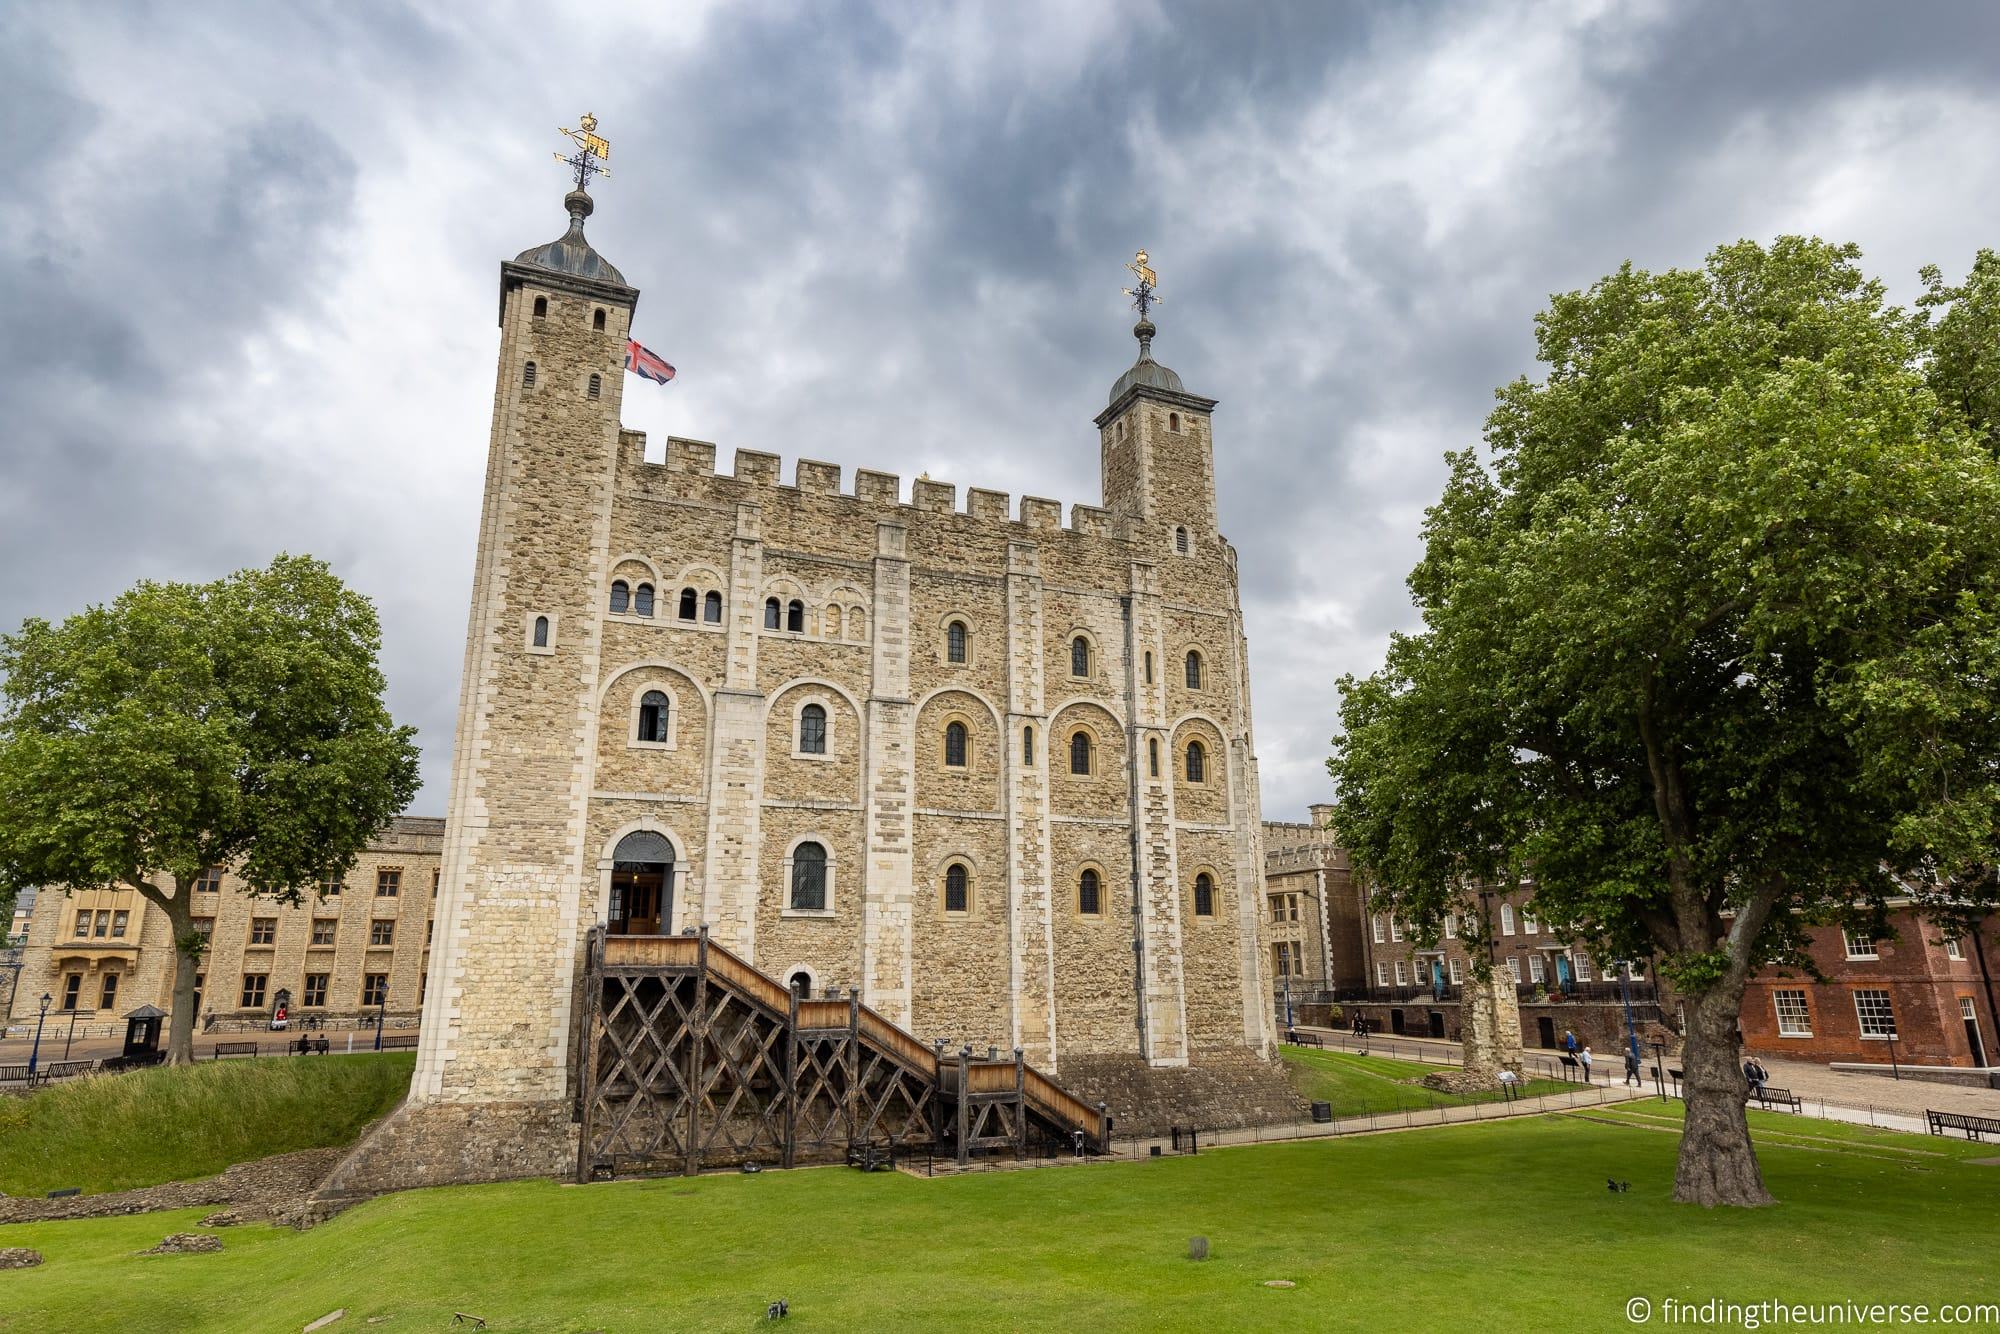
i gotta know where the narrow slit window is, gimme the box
[1193,873,1215,918]
[532,296,547,320]
[1185,739,1206,784]
[1169,412,1181,432]
[587,373,601,400]
[945,864,969,914]
[944,721,969,769]
[1069,731,1092,775]
[1148,737,1160,778]
[593,308,607,331]
[1185,651,1203,689]
[1070,636,1090,678]
[1078,868,1101,916]
[947,620,968,664]
[532,615,549,648]
[1175,526,1189,554]
[523,361,537,388]
[1022,726,1034,765]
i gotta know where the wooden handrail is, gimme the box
[795,999,848,1030]
[966,1063,1015,1094]
[704,939,791,1013]
[1024,1066,1100,1135]
[856,1004,938,1076]
[601,935,699,968]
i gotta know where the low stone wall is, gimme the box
[307,1097,577,1219]
[0,1147,345,1226]
[1058,1047,1305,1137]
[1299,1000,1675,1056]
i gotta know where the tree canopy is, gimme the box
[1330,237,2000,1205]
[0,553,421,1061]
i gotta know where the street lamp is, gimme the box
[28,992,51,1077]
[1617,961,1641,1070]
[373,990,388,1051]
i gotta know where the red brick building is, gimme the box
[1741,907,2000,1071]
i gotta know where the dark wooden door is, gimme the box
[609,862,669,935]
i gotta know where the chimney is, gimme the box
[1307,803,1335,834]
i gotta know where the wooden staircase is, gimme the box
[576,925,1109,1180]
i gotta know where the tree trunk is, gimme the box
[1673,982,1773,1207]
[132,879,199,1066]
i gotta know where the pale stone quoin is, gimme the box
[362,177,1283,1183]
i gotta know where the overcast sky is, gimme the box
[4,2,1999,822]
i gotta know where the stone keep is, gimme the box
[395,183,1277,1179]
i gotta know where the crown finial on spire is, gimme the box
[555,113,611,193]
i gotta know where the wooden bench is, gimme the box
[376,1034,418,1051]
[1751,1085,1802,1112]
[1927,1109,2000,1142]
[1284,1030,1324,1049]
[0,1063,35,1087]
[37,1059,96,1082]
[211,1041,261,1060]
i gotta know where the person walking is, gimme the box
[1579,1045,1594,1083]
[1563,1029,1579,1059]
[1623,1047,1641,1087]
[1743,1057,1768,1102]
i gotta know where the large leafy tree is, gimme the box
[1331,238,2000,1207]
[0,555,421,1064]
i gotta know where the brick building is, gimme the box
[1741,905,1999,1071]
[6,817,442,1031]
[363,167,1276,1182]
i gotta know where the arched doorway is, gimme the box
[609,830,674,935]
[788,970,812,1001]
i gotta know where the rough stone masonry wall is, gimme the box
[1060,1048,1306,1138]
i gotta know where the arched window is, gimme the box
[1185,739,1206,784]
[1070,636,1090,678]
[593,308,607,332]
[799,703,827,754]
[849,606,866,639]
[634,583,655,617]
[1175,526,1190,555]
[1185,651,1203,689]
[532,616,549,648]
[610,580,630,614]
[786,600,804,633]
[789,970,811,999]
[588,373,601,401]
[523,361,537,388]
[637,690,670,743]
[1193,872,1215,918]
[764,598,781,629]
[944,720,968,769]
[1069,730,1092,776]
[1169,411,1181,432]
[678,587,697,620]
[1148,737,1160,778]
[532,296,547,320]
[1078,868,1102,916]
[1022,726,1034,765]
[790,842,827,911]
[946,620,968,664]
[825,606,842,637]
[944,863,969,914]
[704,591,723,623]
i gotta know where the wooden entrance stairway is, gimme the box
[576,925,1110,1180]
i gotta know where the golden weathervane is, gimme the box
[556,113,611,191]
[1123,249,1160,319]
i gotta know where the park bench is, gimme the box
[37,1059,96,1082]
[0,1063,35,1087]
[211,1041,260,1060]
[1285,1030,1324,1049]
[1927,1109,2000,1142]
[1751,1086,1802,1112]
[376,1034,419,1051]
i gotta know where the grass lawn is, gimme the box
[1281,1046,1571,1115]
[0,1053,413,1196]
[6,1109,1995,1333]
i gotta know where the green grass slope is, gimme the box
[5,1110,1995,1333]
[0,1052,413,1196]
[1281,1046,1571,1115]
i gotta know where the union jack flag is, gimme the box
[625,339,676,384]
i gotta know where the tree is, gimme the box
[1330,238,2000,1206]
[0,554,421,1064]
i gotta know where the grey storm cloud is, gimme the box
[3,0,1998,822]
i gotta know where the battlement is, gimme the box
[626,436,1161,540]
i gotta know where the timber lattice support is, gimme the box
[575,926,1108,1181]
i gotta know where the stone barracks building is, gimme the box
[341,165,1281,1186]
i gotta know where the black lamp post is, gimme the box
[1650,1038,1667,1102]
[373,991,387,1051]
[63,999,79,1059]
[28,992,51,1076]
[1886,1027,1900,1081]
